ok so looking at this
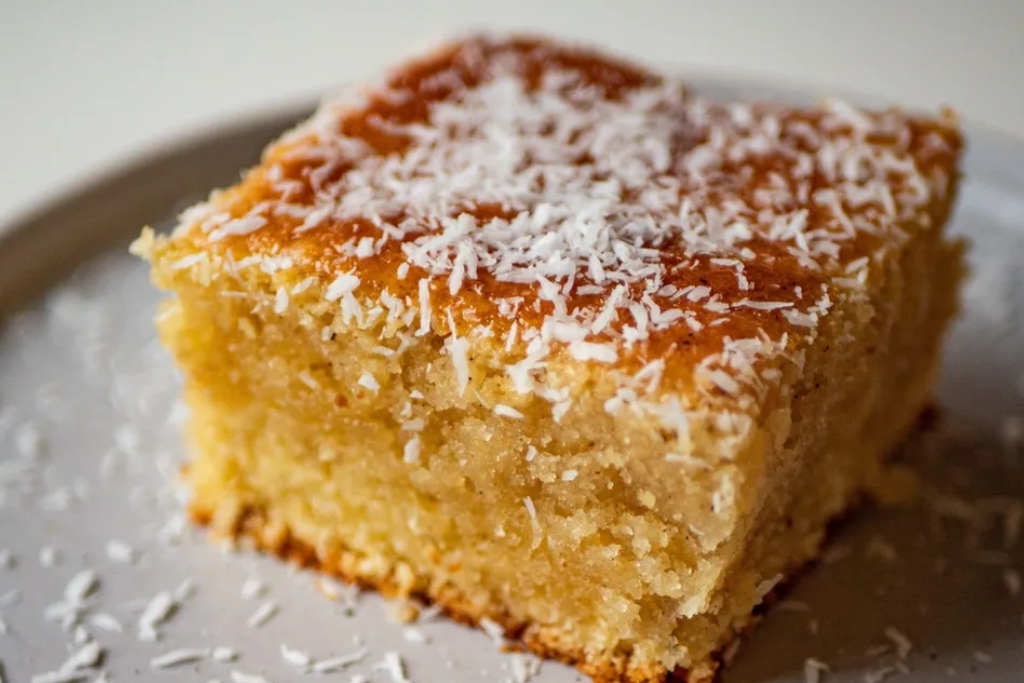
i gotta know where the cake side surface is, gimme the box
[135,34,965,683]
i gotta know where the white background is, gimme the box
[2,0,1023,223]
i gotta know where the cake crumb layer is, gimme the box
[137,33,965,683]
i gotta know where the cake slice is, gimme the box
[134,35,964,683]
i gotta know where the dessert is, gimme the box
[134,34,965,683]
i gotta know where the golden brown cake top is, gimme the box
[163,34,962,417]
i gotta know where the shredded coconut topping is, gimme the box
[178,35,959,425]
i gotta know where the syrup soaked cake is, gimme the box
[134,35,964,683]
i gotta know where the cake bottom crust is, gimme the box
[189,501,750,683]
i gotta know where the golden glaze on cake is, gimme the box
[160,35,960,406]
[137,34,965,683]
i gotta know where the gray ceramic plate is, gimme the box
[1,77,1023,683]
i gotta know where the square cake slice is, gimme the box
[135,35,964,683]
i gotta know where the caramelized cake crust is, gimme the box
[136,35,964,683]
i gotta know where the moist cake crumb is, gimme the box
[136,33,966,683]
